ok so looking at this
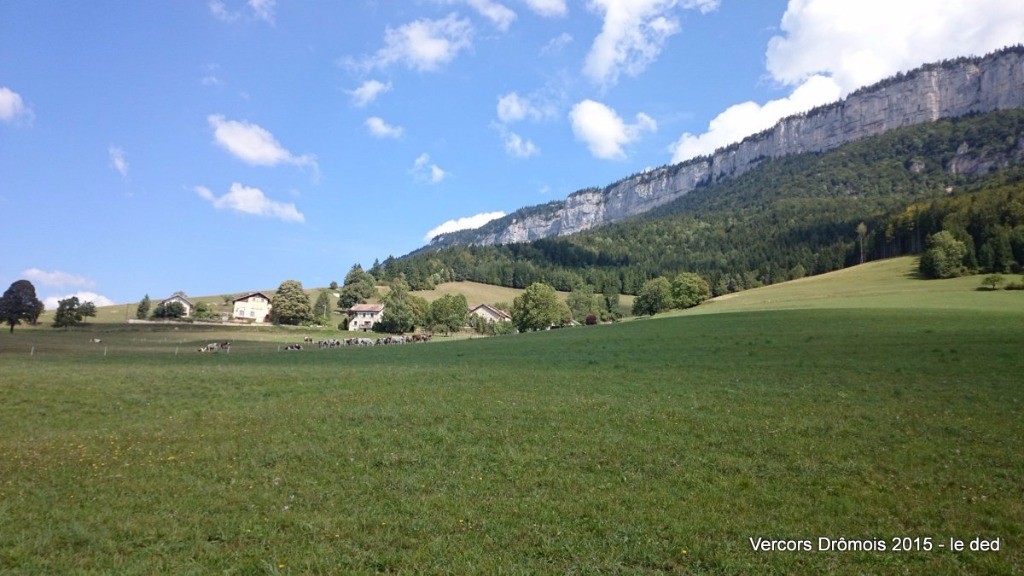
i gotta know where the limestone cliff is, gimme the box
[431,46,1024,248]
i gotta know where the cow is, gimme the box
[89,338,102,344]
[284,344,303,351]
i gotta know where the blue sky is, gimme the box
[2,1,1022,308]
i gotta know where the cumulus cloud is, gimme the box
[347,79,392,107]
[108,145,129,179]
[195,183,305,223]
[43,292,115,311]
[365,116,405,139]
[0,87,31,123]
[766,0,1024,92]
[208,114,318,174]
[359,14,474,72]
[668,0,1024,163]
[524,0,568,18]
[412,153,449,183]
[583,0,718,86]
[570,99,656,160]
[23,268,96,289]
[425,211,506,240]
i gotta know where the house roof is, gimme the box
[471,303,511,320]
[233,291,273,303]
[161,295,194,306]
[349,303,384,313]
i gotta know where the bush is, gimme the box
[585,314,598,325]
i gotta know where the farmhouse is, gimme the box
[348,303,384,331]
[161,294,194,317]
[470,303,512,323]
[233,292,272,323]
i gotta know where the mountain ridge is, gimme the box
[427,45,1024,249]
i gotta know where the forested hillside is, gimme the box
[375,110,1024,296]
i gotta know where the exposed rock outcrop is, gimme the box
[431,46,1024,248]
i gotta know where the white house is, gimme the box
[348,303,384,331]
[161,294,194,317]
[470,303,512,323]
[233,292,273,323]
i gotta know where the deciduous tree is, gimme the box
[511,282,569,332]
[427,293,469,336]
[671,272,711,310]
[0,280,44,333]
[632,277,672,316]
[270,280,314,325]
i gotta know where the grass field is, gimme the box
[1,259,1022,574]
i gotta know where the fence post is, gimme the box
[30,346,35,356]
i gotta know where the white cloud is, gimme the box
[523,0,568,18]
[22,268,96,289]
[195,183,305,223]
[108,145,129,179]
[766,0,1024,93]
[208,114,318,174]
[669,75,841,162]
[583,0,718,86]
[361,14,474,72]
[412,153,449,183]
[43,292,115,311]
[365,116,405,139]
[348,79,392,107]
[669,0,1024,163]
[570,99,656,160]
[425,211,506,240]
[0,87,31,123]
[503,130,540,158]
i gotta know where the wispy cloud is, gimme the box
[425,211,506,240]
[195,183,305,223]
[108,145,129,180]
[438,0,517,31]
[524,0,568,18]
[22,268,96,289]
[355,14,474,73]
[412,153,449,184]
[208,114,318,177]
[347,79,392,107]
[209,0,276,23]
[570,99,656,160]
[365,116,405,139]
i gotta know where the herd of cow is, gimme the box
[195,334,433,353]
[282,334,433,350]
[197,341,231,353]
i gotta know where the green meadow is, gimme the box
[1,259,1022,574]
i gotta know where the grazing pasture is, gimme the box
[1,263,1021,573]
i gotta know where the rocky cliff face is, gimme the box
[432,46,1024,248]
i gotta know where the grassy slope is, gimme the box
[1,260,1021,574]
[685,256,1023,315]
